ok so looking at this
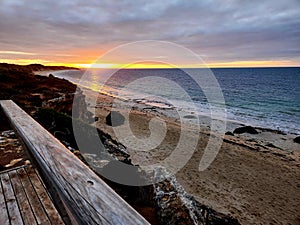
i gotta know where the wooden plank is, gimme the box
[0,173,24,225]
[17,168,51,225]
[0,100,150,225]
[0,176,10,225]
[25,167,64,225]
[8,170,37,225]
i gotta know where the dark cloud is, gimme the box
[0,0,299,64]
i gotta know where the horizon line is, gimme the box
[1,61,300,70]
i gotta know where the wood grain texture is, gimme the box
[8,170,37,225]
[0,175,10,225]
[0,166,64,225]
[0,100,150,225]
[0,173,24,225]
[17,168,51,225]
[25,167,64,225]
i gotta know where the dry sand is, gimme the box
[81,90,300,225]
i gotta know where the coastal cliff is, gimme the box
[0,63,90,120]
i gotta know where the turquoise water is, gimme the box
[53,67,300,134]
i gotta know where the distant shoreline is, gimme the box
[46,68,300,135]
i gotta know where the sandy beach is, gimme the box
[82,90,300,225]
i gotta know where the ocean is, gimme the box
[51,67,300,134]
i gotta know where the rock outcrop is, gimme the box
[233,126,258,134]
[0,63,92,121]
[154,169,240,225]
[42,89,93,122]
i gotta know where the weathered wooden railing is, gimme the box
[0,100,150,225]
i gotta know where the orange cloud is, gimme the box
[1,49,299,69]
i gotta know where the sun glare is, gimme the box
[1,58,298,69]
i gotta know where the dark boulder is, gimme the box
[294,136,300,144]
[106,111,125,127]
[225,131,234,136]
[233,126,258,134]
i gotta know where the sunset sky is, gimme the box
[0,0,299,68]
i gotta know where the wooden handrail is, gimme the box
[0,100,150,225]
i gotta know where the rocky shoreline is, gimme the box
[0,63,241,224]
[2,64,299,224]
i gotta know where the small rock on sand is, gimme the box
[225,131,235,136]
[106,111,125,127]
[293,136,300,144]
[233,126,258,134]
